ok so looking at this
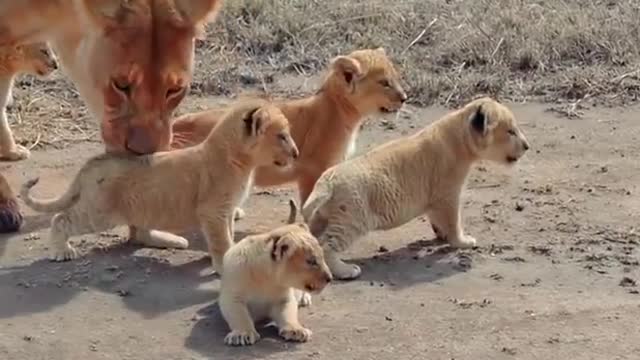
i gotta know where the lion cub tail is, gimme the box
[20,177,81,213]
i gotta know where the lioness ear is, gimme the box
[270,235,294,262]
[470,106,488,135]
[331,55,364,85]
[173,0,223,24]
[78,0,147,29]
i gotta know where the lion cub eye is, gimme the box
[306,257,318,267]
[277,133,287,142]
[507,129,517,136]
[379,79,391,88]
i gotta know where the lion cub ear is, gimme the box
[270,234,295,262]
[243,107,267,137]
[470,106,489,136]
[331,55,364,85]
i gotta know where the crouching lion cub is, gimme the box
[219,223,332,346]
[295,97,530,280]
[21,101,299,272]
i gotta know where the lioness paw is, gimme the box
[328,259,362,280]
[224,329,260,346]
[450,235,477,249]
[279,326,312,342]
[50,245,78,262]
[0,145,30,161]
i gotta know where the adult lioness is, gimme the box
[298,97,530,280]
[21,101,299,272]
[0,1,223,238]
[171,47,407,218]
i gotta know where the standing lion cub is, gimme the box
[295,97,530,280]
[21,101,299,273]
[219,222,332,346]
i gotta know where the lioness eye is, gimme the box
[379,79,391,88]
[111,79,131,94]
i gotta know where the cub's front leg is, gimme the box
[427,195,476,248]
[271,289,312,343]
[198,211,233,274]
[219,292,260,346]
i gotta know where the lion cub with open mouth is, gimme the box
[295,97,530,280]
[21,101,299,272]
[220,222,332,346]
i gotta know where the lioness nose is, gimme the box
[126,126,160,155]
[523,141,530,151]
[325,273,333,283]
[400,92,408,103]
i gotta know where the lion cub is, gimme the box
[21,101,299,272]
[171,48,407,217]
[297,97,530,280]
[219,223,332,346]
[1,42,58,160]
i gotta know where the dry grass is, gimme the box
[6,0,640,148]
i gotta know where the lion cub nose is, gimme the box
[324,273,333,283]
[291,147,299,159]
[522,140,530,151]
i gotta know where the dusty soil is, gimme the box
[1,97,639,360]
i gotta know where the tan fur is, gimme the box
[0,42,57,161]
[170,47,407,217]
[219,223,332,346]
[1,0,224,255]
[20,101,299,272]
[297,97,530,280]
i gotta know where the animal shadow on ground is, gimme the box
[0,234,226,320]
[346,237,473,289]
[185,302,299,358]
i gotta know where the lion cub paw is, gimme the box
[224,329,260,346]
[279,326,312,343]
[50,245,78,262]
[296,290,312,307]
[450,235,477,248]
[0,145,30,161]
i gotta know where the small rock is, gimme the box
[490,273,504,281]
[619,277,637,287]
[23,335,34,342]
[384,315,393,321]
[515,203,525,211]
[503,256,526,263]
[502,347,517,355]
[116,289,131,297]
[378,246,389,253]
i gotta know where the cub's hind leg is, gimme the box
[311,204,367,280]
[48,210,113,261]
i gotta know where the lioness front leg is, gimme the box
[128,226,189,249]
[199,214,233,274]
[0,92,30,161]
[271,290,312,343]
[428,198,476,248]
[219,293,260,346]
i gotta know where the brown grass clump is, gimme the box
[6,0,640,148]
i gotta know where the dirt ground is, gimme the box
[1,94,640,359]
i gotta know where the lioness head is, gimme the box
[0,42,57,77]
[269,223,333,294]
[466,97,530,164]
[74,0,223,155]
[242,104,299,168]
[323,47,407,116]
